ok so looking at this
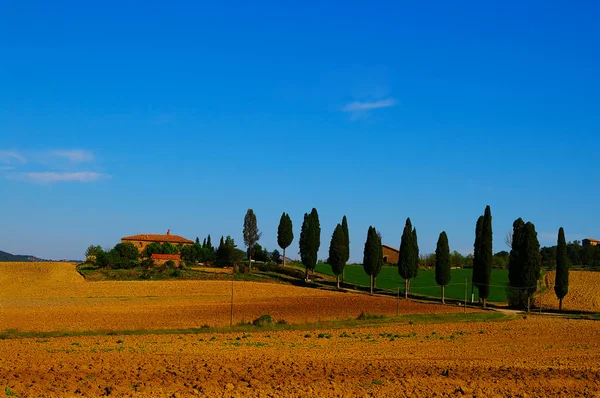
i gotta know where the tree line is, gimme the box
[85,205,572,311]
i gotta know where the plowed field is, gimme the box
[0,262,467,332]
[1,317,599,397]
[542,270,600,312]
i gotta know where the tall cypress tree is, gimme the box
[243,209,261,270]
[398,218,417,298]
[412,228,419,268]
[554,227,569,311]
[479,205,493,307]
[341,215,350,283]
[373,227,383,291]
[472,216,484,302]
[363,226,383,294]
[521,222,541,312]
[311,208,321,265]
[329,224,346,289]
[195,237,200,244]
[299,209,320,281]
[508,218,526,307]
[342,216,350,263]
[277,212,294,267]
[206,235,213,252]
[435,231,451,304]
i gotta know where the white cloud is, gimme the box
[7,171,110,184]
[51,149,94,163]
[342,98,397,113]
[0,150,26,164]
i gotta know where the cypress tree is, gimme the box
[277,212,294,267]
[472,216,484,302]
[412,227,419,267]
[363,226,383,294]
[479,205,493,308]
[435,231,451,304]
[373,228,383,291]
[243,209,261,270]
[341,215,350,283]
[398,218,417,298]
[508,218,526,307]
[311,208,321,264]
[195,237,200,244]
[206,235,213,252]
[328,224,346,289]
[521,222,541,312]
[554,227,569,311]
[299,210,320,281]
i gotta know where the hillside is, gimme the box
[0,250,37,262]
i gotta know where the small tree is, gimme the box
[398,218,418,298]
[555,227,569,311]
[277,212,293,267]
[114,242,139,262]
[84,245,103,263]
[216,236,238,267]
[205,235,214,252]
[363,226,383,294]
[243,209,262,270]
[161,242,178,255]
[271,249,282,264]
[328,224,346,289]
[435,231,451,304]
[143,242,162,258]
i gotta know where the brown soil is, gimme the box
[1,317,599,397]
[3,263,600,397]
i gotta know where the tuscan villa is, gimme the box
[121,230,194,253]
[583,238,600,247]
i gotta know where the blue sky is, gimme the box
[1,1,599,261]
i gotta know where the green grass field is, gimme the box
[314,264,510,302]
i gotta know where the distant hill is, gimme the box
[0,250,41,262]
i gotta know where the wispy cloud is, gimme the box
[51,149,94,163]
[0,150,26,164]
[342,98,397,112]
[1,148,110,184]
[7,171,110,184]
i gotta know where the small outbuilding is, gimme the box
[151,253,181,267]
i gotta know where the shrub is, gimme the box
[252,314,273,327]
[276,319,288,325]
[356,311,386,321]
[234,263,248,274]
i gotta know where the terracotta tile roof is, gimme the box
[585,238,600,242]
[122,233,193,244]
[382,244,399,253]
[151,254,181,260]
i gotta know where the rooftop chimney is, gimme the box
[167,229,171,236]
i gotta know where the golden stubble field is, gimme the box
[0,262,467,332]
[542,270,600,313]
